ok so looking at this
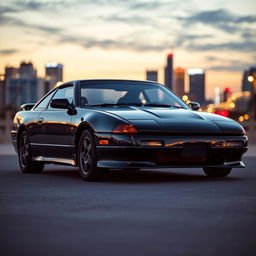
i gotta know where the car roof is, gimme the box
[60,79,160,87]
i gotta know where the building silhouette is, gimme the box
[174,67,185,97]
[223,88,232,102]
[164,53,173,90]
[5,62,44,110]
[146,70,158,82]
[19,62,37,79]
[188,69,205,104]
[5,67,18,80]
[45,62,63,87]
[242,67,256,92]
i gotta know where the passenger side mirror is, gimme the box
[50,98,70,109]
[21,103,35,111]
[188,102,200,111]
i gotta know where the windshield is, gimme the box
[79,80,188,109]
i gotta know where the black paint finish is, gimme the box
[11,79,248,169]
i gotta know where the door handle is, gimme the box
[38,118,44,124]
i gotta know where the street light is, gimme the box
[248,75,254,83]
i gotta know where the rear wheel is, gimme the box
[78,130,101,181]
[18,130,44,173]
[203,167,232,177]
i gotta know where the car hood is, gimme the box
[104,107,245,135]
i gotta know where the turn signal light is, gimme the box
[113,123,138,133]
[225,141,244,147]
[99,140,109,145]
[141,140,163,146]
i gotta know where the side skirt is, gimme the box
[33,156,76,166]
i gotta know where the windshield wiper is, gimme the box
[143,104,184,109]
[89,103,144,107]
[89,103,184,108]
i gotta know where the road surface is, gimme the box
[0,155,256,256]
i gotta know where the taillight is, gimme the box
[113,123,138,133]
[216,110,229,117]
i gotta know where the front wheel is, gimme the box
[78,130,101,181]
[18,130,44,173]
[203,167,232,177]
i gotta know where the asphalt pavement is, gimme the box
[0,154,256,256]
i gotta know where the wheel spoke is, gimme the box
[81,151,85,158]
[80,136,93,174]
[87,143,91,153]
[87,154,91,166]
[83,139,88,150]
[19,134,31,167]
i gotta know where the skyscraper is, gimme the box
[164,53,173,90]
[174,67,185,97]
[2,67,18,113]
[223,88,232,102]
[19,62,37,79]
[5,67,18,80]
[6,79,38,110]
[188,69,205,104]
[5,62,40,110]
[242,68,256,92]
[146,70,158,82]
[45,62,63,87]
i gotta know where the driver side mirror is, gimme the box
[188,102,200,111]
[21,103,35,111]
[50,98,70,109]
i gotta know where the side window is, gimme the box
[47,85,74,110]
[33,89,57,111]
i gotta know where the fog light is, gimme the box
[99,140,109,145]
[225,141,244,147]
[141,140,163,146]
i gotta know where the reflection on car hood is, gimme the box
[104,107,244,135]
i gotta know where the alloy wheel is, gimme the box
[19,134,30,168]
[80,136,92,174]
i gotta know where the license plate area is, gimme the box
[182,143,208,160]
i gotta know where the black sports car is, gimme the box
[11,79,248,181]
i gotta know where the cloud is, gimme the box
[187,40,256,52]
[208,64,250,72]
[175,34,213,47]
[0,12,63,34]
[0,0,63,13]
[0,6,17,14]
[15,0,46,11]
[178,9,256,34]
[100,14,153,26]
[0,2,255,56]
[60,34,168,52]
[242,31,256,39]
[0,49,19,56]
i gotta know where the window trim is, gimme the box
[32,88,58,111]
[46,84,74,111]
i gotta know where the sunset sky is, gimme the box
[0,0,255,99]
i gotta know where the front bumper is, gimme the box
[95,134,248,169]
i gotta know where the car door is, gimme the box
[29,89,57,157]
[37,84,75,158]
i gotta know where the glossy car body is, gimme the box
[11,79,248,180]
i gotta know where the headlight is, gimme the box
[112,123,138,133]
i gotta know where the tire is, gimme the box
[78,130,101,181]
[203,167,232,177]
[18,130,44,173]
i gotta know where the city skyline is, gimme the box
[0,0,256,99]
